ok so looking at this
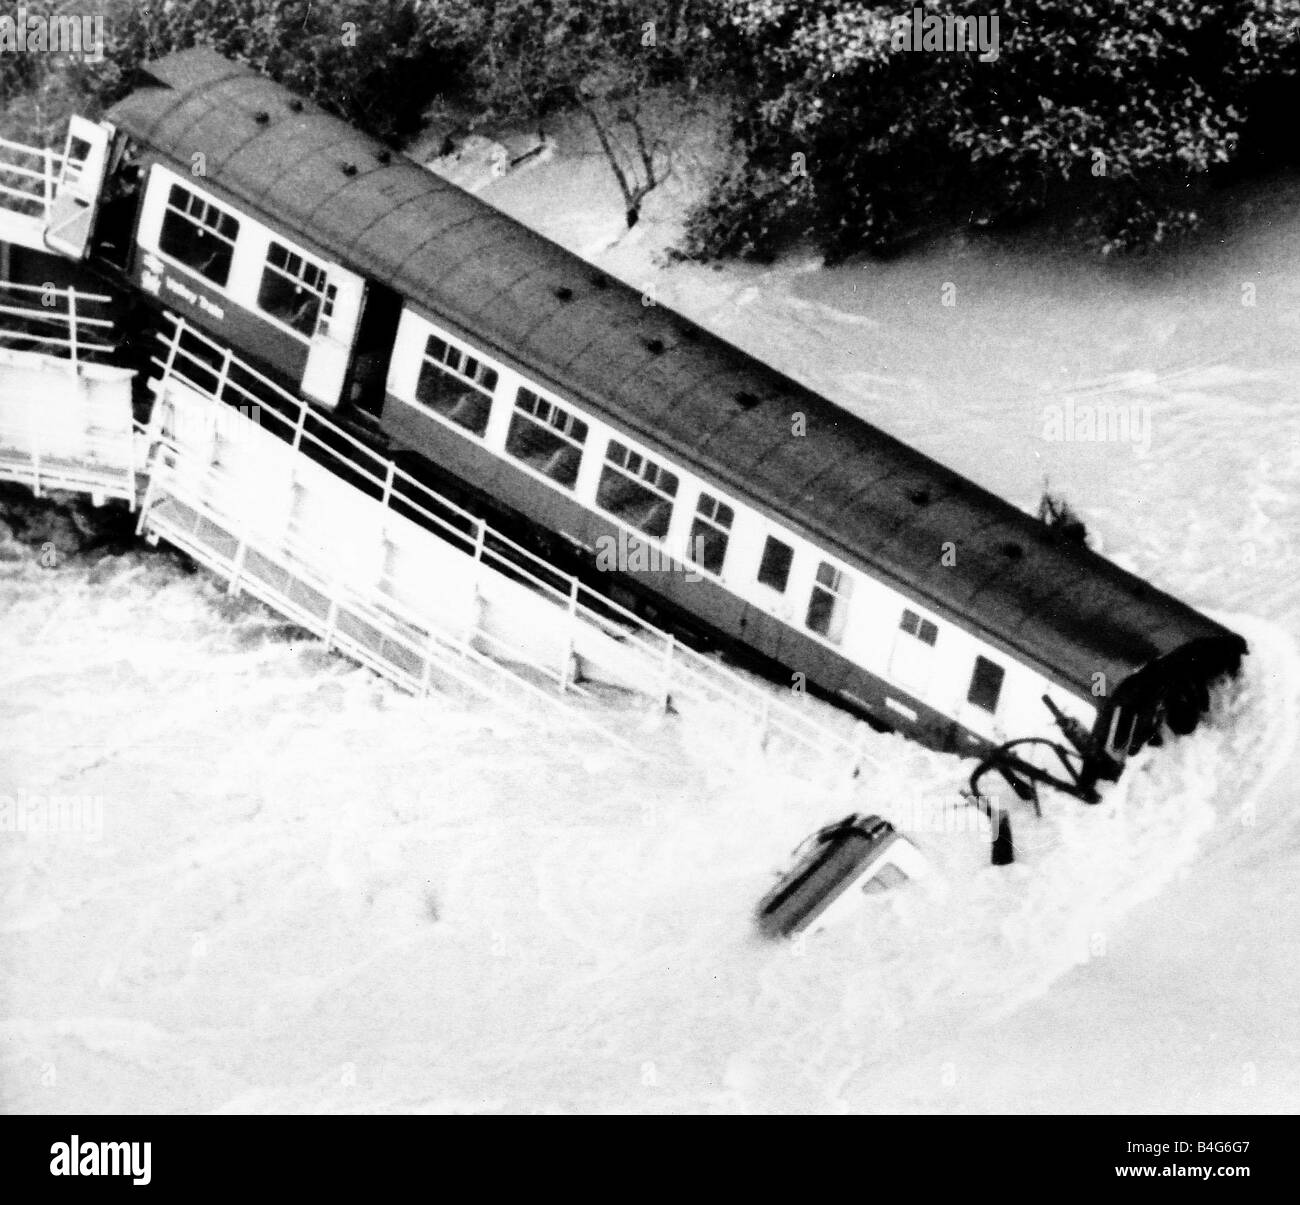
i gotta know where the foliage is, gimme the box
[0,0,713,228]
[1038,490,1089,547]
[681,0,1300,260]
[4,1,1300,256]
[0,0,461,146]
[419,1,720,226]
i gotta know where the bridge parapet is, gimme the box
[0,280,135,506]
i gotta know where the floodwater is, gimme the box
[1,132,1297,1113]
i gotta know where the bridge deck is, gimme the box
[0,306,869,775]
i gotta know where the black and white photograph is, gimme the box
[0,0,1295,1157]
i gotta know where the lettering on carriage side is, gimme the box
[141,252,163,296]
[163,275,197,305]
[160,273,225,320]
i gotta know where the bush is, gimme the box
[1038,491,1089,547]
[1,0,466,146]
[6,1,1298,260]
[682,0,1300,260]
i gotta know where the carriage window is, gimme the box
[414,334,499,437]
[596,440,678,539]
[257,241,331,337]
[158,183,240,286]
[757,536,793,593]
[806,561,853,642]
[967,656,1005,713]
[505,387,588,489]
[689,492,734,576]
[63,136,93,186]
[900,609,939,646]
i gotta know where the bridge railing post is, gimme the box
[558,576,580,694]
[161,318,182,380]
[323,582,340,650]
[226,459,249,597]
[42,146,53,220]
[420,631,438,696]
[290,397,307,453]
[660,632,675,713]
[461,519,488,655]
[213,346,230,409]
[28,398,42,498]
[66,288,77,370]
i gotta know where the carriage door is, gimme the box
[343,283,404,416]
[888,608,938,698]
[301,268,364,410]
[45,116,114,260]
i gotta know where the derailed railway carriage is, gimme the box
[24,48,1246,800]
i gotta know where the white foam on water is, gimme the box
[3,138,1299,1113]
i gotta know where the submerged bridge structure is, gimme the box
[0,271,874,778]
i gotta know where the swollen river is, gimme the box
[2,145,1298,1113]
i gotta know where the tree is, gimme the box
[427,0,718,229]
[2,0,462,147]
[682,0,1300,260]
[1038,489,1089,547]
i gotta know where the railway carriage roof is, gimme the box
[108,49,1246,697]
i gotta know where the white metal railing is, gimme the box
[141,442,638,744]
[0,280,132,503]
[0,407,138,505]
[0,280,115,368]
[144,314,873,775]
[0,133,64,223]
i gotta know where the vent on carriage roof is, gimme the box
[253,110,270,124]
[375,149,391,165]
[643,336,666,354]
[288,98,304,113]
[553,285,574,302]
[341,162,358,176]
[999,541,1024,561]
[908,487,932,506]
[734,390,760,410]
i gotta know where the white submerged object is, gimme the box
[756,814,928,939]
